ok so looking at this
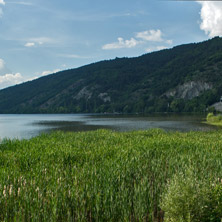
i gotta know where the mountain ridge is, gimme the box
[1,37,222,113]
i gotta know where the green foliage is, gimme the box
[1,38,222,113]
[207,112,215,121]
[210,182,222,219]
[1,130,222,220]
[170,99,185,112]
[207,113,222,125]
[161,168,222,222]
[208,106,216,114]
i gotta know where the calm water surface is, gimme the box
[0,114,220,140]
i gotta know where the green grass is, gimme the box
[1,129,222,221]
[206,112,222,126]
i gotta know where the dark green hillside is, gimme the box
[1,37,222,113]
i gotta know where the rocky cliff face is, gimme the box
[165,81,212,100]
[211,102,222,112]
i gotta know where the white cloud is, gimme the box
[0,0,4,18]
[0,58,11,75]
[166,40,173,45]
[146,46,168,53]
[0,73,23,89]
[156,46,168,51]
[102,29,172,50]
[25,42,35,47]
[40,69,61,76]
[0,0,5,5]
[102,37,139,50]
[8,2,33,6]
[29,37,55,45]
[136,29,172,44]
[24,37,55,48]
[136,29,163,42]
[0,59,24,89]
[0,68,61,89]
[0,73,23,84]
[198,2,222,37]
[18,1,33,5]
[0,59,5,70]
[28,69,61,81]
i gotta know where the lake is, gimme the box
[0,113,220,140]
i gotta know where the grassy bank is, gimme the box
[206,112,222,126]
[1,129,222,221]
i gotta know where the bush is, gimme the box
[207,181,222,221]
[207,112,215,122]
[161,168,208,222]
[161,168,222,222]
[207,112,222,123]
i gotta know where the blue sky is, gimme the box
[0,0,221,88]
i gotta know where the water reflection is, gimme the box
[0,114,220,140]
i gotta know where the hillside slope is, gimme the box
[1,37,222,113]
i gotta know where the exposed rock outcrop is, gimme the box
[74,87,92,100]
[98,93,111,102]
[211,102,222,112]
[165,81,212,100]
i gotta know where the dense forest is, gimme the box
[1,37,222,114]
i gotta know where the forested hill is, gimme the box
[1,37,222,114]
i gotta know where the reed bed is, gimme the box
[0,129,222,221]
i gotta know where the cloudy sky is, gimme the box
[0,0,221,89]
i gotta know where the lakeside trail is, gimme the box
[0,129,222,221]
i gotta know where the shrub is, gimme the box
[207,112,222,123]
[161,168,208,222]
[207,181,222,221]
[207,112,215,122]
[161,168,222,222]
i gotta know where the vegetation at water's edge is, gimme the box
[206,112,222,126]
[1,129,222,221]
